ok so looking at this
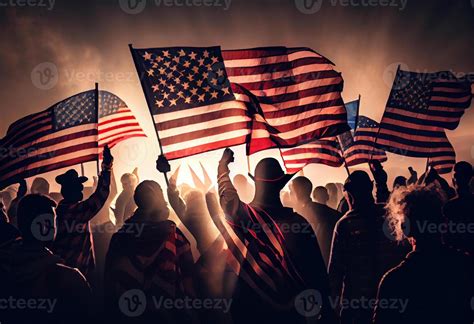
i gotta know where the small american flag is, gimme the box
[344,116,387,167]
[377,69,471,174]
[0,91,99,189]
[98,90,147,149]
[0,90,146,188]
[131,46,349,160]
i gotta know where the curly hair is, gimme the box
[385,184,447,241]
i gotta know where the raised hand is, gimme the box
[168,165,181,191]
[219,148,234,166]
[369,159,387,184]
[102,145,114,167]
[156,154,171,174]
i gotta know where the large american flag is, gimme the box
[0,91,99,189]
[98,90,147,149]
[344,115,387,166]
[130,46,348,160]
[0,90,146,188]
[222,47,349,154]
[377,69,472,173]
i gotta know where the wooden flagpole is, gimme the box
[129,44,169,186]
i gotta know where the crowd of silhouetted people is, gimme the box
[0,146,473,324]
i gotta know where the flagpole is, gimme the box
[80,163,85,177]
[370,65,401,161]
[95,82,100,175]
[246,154,252,178]
[129,44,169,186]
[336,136,351,177]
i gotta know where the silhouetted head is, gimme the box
[134,181,169,220]
[393,176,407,190]
[387,184,447,245]
[313,186,329,205]
[17,194,57,244]
[252,158,293,206]
[56,170,88,202]
[453,161,473,193]
[31,177,50,195]
[343,171,374,209]
[233,174,254,203]
[121,173,139,191]
[325,183,338,202]
[289,176,313,203]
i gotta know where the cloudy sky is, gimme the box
[0,0,473,190]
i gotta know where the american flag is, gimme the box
[279,98,358,173]
[280,139,343,173]
[344,115,387,166]
[98,90,147,149]
[130,46,348,160]
[222,47,349,154]
[377,69,472,174]
[0,91,99,189]
[131,46,250,160]
[0,90,146,188]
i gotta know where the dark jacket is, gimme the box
[374,245,474,324]
[328,203,409,321]
[0,243,91,324]
[443,192,474,258]
[297,201,342,267]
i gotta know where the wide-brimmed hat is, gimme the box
[55,169,88,186]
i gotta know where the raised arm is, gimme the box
[74,147,113,221]
[217,148,241,217]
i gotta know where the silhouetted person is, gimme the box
[31,177,50,195]
[313,186,330,205]
[232,174,254,204]
[216,148,336,324]
[7,179,27,228]
[374,184,473,324]
[369,160,390,203]
[419,166,455,199]
[0,201,20,247]
[166,167,232,323]
[443,161,474,257]
[290,176,342,267]
[328,171,409,324]
[0,194,91,324]
[407,167,417,185]
[1,185,16,211]
[392,176,406,190]
[105,179,196,323]
[325,183,339,209]
[53,146,113,278]
[114,169,139,227]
